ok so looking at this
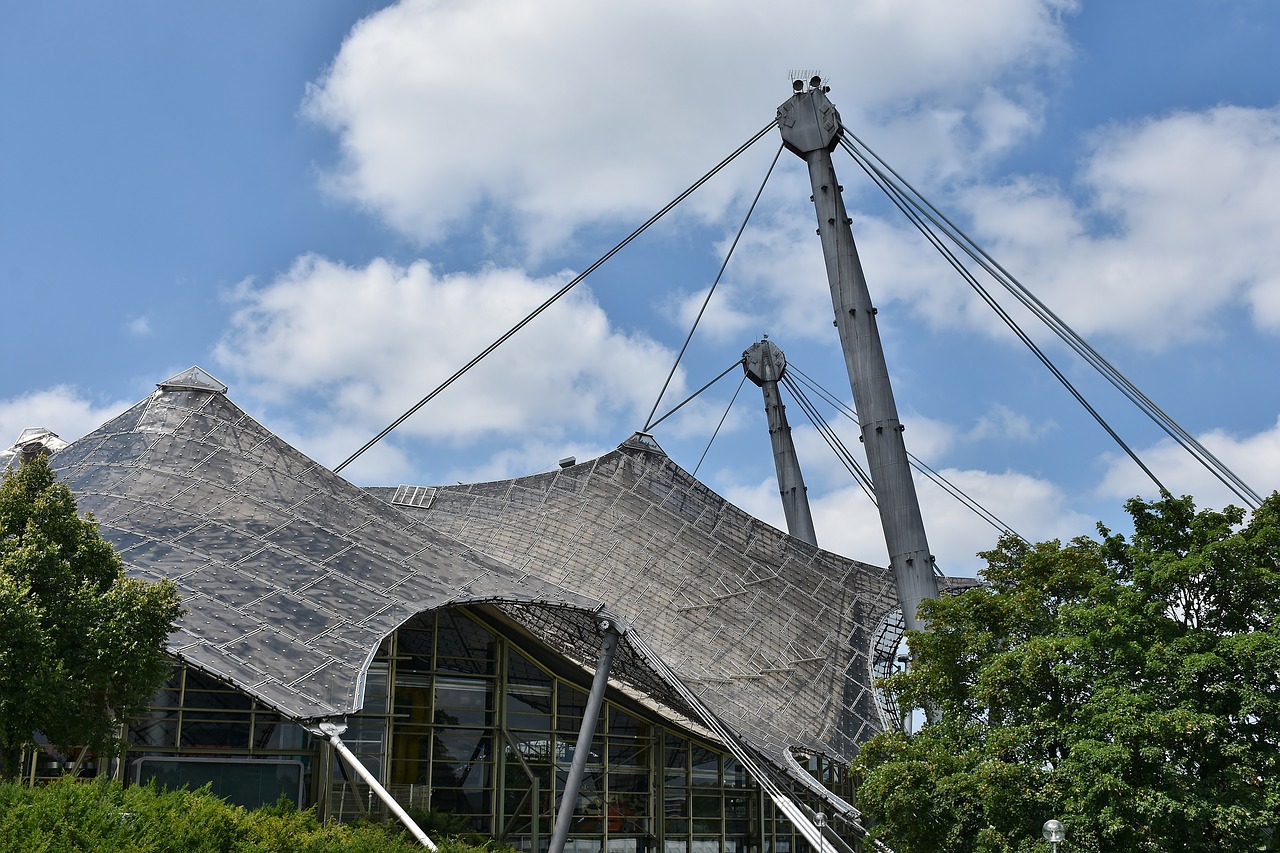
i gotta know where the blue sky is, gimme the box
[3,0,1279,575]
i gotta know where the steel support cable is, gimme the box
[788,364,1024,541]
[334,119,780,474]
[779,372,868,491]
[837,134,1175,499]
[839,134,1177,504]
[843,138,1175,503]
[692,373,748,477]
[644,142,786,432]
[779,372,878,504]
[645,359,745,432]
[840,129,1261,509]
[622,628,884,851]
[782,373,873,497]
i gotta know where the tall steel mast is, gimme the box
[777,78,939,632]
[744,339,818,547]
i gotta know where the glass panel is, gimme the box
[253,720,310,752]
[724,759,751,790]
[607,707,645,737]
[691,794,721,824]
[608,739,649,768]
[690,747,719,785]
[389,730,432,785]
[608,770,650,835]
[134,758,304,810]
[435,677,494,728]
[436,611,495,662]
[557,685,587,734]
[394,674,433,725]
[184,681,253,711]
[508,649,551,685]
[129,717,178,748]
[508,684,553,731]
[664,738,689,787]
[664,787,689,820]
[724,795,751,819]
[180,720,251,749]
[361,662,389,715]
[507,731,555,766]
[432,729,492,788]
[398,626,434,672]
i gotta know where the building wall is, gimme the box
[126,606,850,853]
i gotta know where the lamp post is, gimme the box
[1042,819,1065,852]
[813,811,828,853]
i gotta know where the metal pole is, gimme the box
[549,618,621,853]
[744,339,818,546]
[308,721,437,850]
[777,81,940,632]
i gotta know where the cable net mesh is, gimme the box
[46,374,969,777]
[371,433,908,764]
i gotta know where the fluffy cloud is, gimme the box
[726,463,1088,577]
[0,387,130,448]
[696,104,1280,357]
[957,105,1280,348]
[304,0,1075,249]
[1096,415,1280,512]
[214,255,680,476]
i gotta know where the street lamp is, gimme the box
[1042,819,1065,852]
[813,812,828,853]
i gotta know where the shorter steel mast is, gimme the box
[744,339,818,547]
[777,78,939,632]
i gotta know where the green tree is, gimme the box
[851,493,1280,853]
[0,452,183,779]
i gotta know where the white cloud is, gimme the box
[709,104,1280,359]
[725,462,1089,577]
[669,284,760,345]
[959,105,1280,349]
[907,466,1092,575]
[304,0,1075,250]
[966,403,1055,443]
[1096,415,1280,511]
[0,387,130,448]
[214,254,680,467]
[709,201,842,341]
[126,315,152,336]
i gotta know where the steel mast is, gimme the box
[777,78,939,632]
[744,339,819,547]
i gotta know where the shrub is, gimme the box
[0,777,494,852]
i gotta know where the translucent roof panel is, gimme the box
[370,435,913,765]
[51,381,617,720]
[53,373,967,776]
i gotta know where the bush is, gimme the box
[0,776,491,852]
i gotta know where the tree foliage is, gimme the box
[851,493,1280,853]
[0,452,184,779]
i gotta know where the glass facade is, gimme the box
[125,605,837,852]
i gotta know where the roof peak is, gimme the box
[157,366,228,394]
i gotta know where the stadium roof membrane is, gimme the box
[36,366,970,798]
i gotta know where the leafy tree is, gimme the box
[0,451,183,779]
[851,493,1280,853]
